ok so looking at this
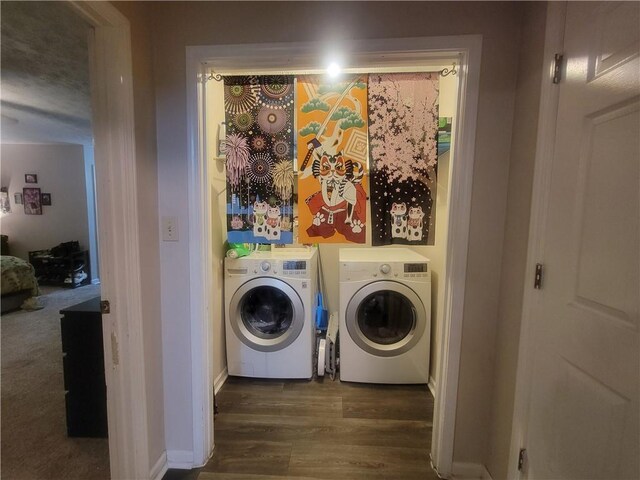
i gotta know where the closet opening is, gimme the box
[186,37,481,478]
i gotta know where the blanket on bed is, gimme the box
[1,255,39,297]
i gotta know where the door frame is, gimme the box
[185,35,482,477]
[507,3,567,478]
[69,2,152,479]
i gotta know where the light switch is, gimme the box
[162,216,179,242]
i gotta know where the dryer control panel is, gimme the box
[341,261,430,281]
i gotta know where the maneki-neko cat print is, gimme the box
[297,75,369,244]
[224,75,295,244]
[368,72,439,246]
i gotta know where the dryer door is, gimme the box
[346,280,427,357]
[230,277,305,352]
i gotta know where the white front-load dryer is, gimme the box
[339,248,431,384]
[224,248,317,379]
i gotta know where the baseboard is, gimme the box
[214,367,228,394]
[167,450,195,470]
[150,451,168,480]
[428,375,436,397]
[451,462,494,480]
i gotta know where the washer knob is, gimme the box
[260,261,271,272]
[380,264,391,274]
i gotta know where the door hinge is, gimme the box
[518,448,527,472]
[553,53,564,84]
[534,263,544,289]
[100,300,110,314]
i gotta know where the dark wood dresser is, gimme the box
[60,297,108,437]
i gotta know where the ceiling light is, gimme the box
[327,62,341,78]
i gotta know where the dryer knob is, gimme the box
[380,264,391,274]
[260,261,271,272]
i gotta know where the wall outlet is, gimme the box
[162,216,179,242]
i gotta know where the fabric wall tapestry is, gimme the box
[297,75,369,244]
[368,73,439,246]
[224,75,295,244]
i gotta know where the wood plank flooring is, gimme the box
[200,376,437,480]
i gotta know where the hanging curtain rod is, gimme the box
[205,63,457,82]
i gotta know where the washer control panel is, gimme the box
[403,262,429,278]
[282,260,308,277]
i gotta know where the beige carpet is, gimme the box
[1,284,110,480]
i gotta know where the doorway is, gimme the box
[0,3,106,478]
[186,36,482,477]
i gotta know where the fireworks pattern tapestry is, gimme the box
[296,75,369,244]
[368,73,439,246]
[224,75,295,244]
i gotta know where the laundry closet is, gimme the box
[204,63,459,392]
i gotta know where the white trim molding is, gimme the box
[150,451,168,480]
[430,35,482,479]
[507,4,567,479]
[214,368,229,394]
[452,462,495,480]
[186,46,215,468]
[167,450,196,470]
[428,375,437,398]
[69,2,152,479]
[186,35,483,476]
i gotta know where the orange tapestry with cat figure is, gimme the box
[296,75,368,244]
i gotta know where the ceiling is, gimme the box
[1,1,92,145]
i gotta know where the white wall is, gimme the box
[0,143,91,265]
[151,1,523,465]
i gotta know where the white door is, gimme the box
[523,2,639,479]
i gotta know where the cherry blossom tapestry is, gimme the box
[297,75,369,244]
[368,73,439,246]
[224,75,295,244]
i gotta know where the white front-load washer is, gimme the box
[224,248,318,379]
[339,247,431,384]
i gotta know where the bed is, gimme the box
[1,255,40,313]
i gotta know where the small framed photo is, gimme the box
[41,193,52,206]
[0,189,10,214]
[14,192,23,204]
[23,187,42,215]
[25,173,38,184]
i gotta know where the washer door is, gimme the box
[346,280,426,357]
[230,277,305,352]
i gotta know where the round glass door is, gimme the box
[357,291,415,345]
[230,277,304,352]
[346,281,426,357]
[241,286,294,338]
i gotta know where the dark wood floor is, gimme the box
[199,376,438,480]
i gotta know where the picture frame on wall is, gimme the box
[14,193,23,205]
[25,174,38,184]
[0,188,11,214]
[23,187,42,215]
[41,193,52,206]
